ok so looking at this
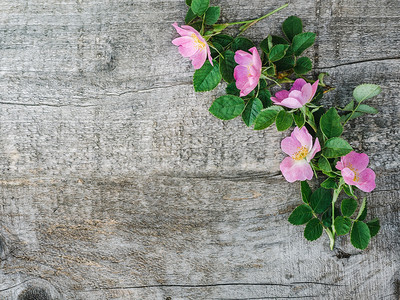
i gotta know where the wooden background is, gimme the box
[0,0,399,299]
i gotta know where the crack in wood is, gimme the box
[315,57,400,70]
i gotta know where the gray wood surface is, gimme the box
[0,0,399,299]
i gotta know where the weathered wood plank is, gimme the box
[0,0,399,299]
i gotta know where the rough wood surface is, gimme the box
[0,0,399,299]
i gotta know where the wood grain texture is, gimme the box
[0,0,399,299]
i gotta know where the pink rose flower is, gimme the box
[336,151,376,192]
[271,78,319,109]
[280,126,321,182]
[172,23,213,70]
[233,47,262,97]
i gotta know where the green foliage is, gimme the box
[275,56,295,72]
[350,221,371,250]
[293,111,305,128]
[310,187,332,214]
[343,184,356,198]
[209,95,245,120]
[322,137,352,158]
[321,178,337,189]
[193,60,222,92]
[301,181,312,204]
[275,110,293,131]
[353,84,381,103]
[191,0,209,16]
[226,82,240,96]
[318,156,332,173]
[185,8,197,24]
[269,44,289,62]
[292,32,316,56]
[320,108,343,138]
[367,218,380,237]
[288,204,313,225]
[334,216,352,235]
[294,57,312,75]
[186,0,192,6]
[242,98,263,126]
[253,107,281,130]
[219,50,236,83]
[341,198,358,217]
[205,6,221,25]
[304,218,323,241]
[211,34,233,47]
[258,88,273,108]
[231,37,254,52]
[357,197,367,221]
[282,16,303,41]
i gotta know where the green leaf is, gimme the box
[269,44,289,62]
[219,50,236,83]
[343,184,356,198]
[275,110,293,131]
[343,100,354,111]
[321,177,337,189]
[191,0,209,16]
[226,82,240,96]
[275,56,295,72]
[260,35,272,53]
[231,37,254,52]
[265,66,276,76]
[271,35,290,45]
[353,84,381,103]
[293,111,305,128]
[318,156,332,173]
[357,197,367,221]
[205,6,220,25]
[341,198,358,217]
[322,137,352,158]
[310,187,332,214]
[301,181,312,204]
[322,208,333,228]
[186,0,192,6]
[320,108,343,139]
[292,32,316,56]
[288,204,313,225]
[258,88,272,108]
[355,104,378,114]
[209,95,245,120]
[253,107,281,130]
[209,41,223,58]
[294,57,312,75]
[193,60,221,92]
[185,8,197,24]
[334,216,352,236]
[304,218,323,241]
[351,221,371,250]
[367,218,380,237]
[242,98,263,127]
[211,34,233,47]
[282,16,303,41]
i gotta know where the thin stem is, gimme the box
[343,100,362,126]
[330,179,344,250]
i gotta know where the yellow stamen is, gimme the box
[347,163,359,182]
[292,146,309,161]
[191,33,205,50]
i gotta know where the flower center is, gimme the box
[191,33,205,50]
[347,163,359,182]
[292,146,308,161]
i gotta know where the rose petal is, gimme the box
[275,90,290,101]
[172,22,192,37]
[281,136,302,156]
[278,97,303,109]
[341,151,370,172]
[280,157,313,183]
[290,78,307,92]
[191,49,207,69]
[341,167,357,186]
[357,168,376,192]
[292,126,313,150]
[307,137,321,161]
[234,50,253,65]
